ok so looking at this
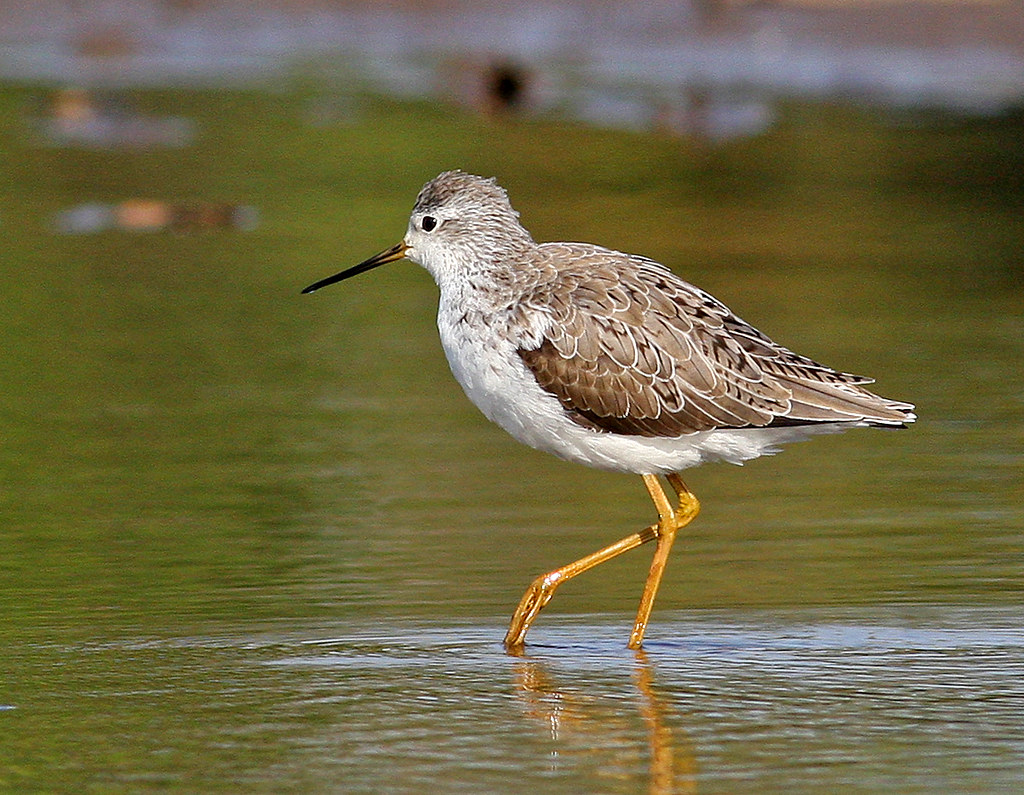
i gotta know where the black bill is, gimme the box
[301,242,410,294]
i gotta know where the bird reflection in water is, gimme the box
[512,652,696,793]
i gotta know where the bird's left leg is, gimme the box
[628,473,700,650]
[504,525,655,652]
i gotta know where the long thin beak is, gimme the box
[301,241,410,294]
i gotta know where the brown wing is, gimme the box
[516,244,914,438]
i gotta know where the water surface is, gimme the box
[1,84,1022,791]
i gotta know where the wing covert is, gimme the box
[515,244,912,438]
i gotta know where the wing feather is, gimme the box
[515,244,914,438]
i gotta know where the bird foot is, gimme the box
[504,570,561,650]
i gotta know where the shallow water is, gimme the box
[6,609,1024,792]
[1,85,1023,791]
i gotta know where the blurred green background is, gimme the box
[1,2,1023,790]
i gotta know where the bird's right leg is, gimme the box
[503,521,659,653]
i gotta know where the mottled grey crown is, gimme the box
[413,170,517,218]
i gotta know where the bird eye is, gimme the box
[421,215,438,232]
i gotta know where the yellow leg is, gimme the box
[628,473,700,650]
[504,520,658,651]
[503,473,700,652]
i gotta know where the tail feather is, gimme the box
[779,375,916,427]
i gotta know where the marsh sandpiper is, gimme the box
[303,170,916,651]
